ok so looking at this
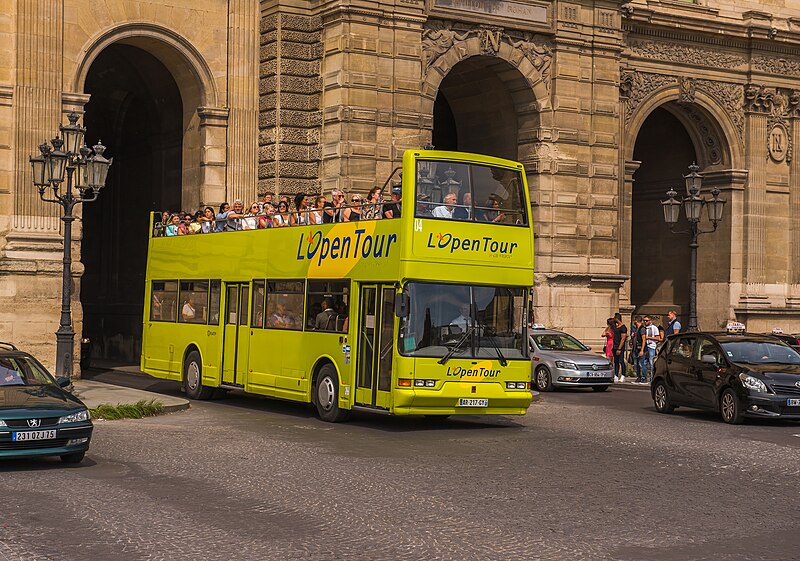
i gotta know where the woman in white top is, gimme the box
[309,195,325,225]
[242,202,260,230]
[291,193,309,226]
[273,200,290,227]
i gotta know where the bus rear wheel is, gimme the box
[184,350,213,400]
[314,364,349,423]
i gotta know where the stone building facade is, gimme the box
[3,0,800,371]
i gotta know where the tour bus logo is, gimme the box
[296,228,397,266]
[427,232,518,256]
[445,360,502,380]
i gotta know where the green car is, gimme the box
[0,343,93,463]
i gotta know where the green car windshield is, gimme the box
[533,333,589,351]
[0,357,55,387]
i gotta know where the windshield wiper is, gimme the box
[479,327,508,367]
[438,325,477,365]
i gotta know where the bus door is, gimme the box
[355,285,395,409]
[222,282,250,386]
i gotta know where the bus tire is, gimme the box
[314,364,349,423]
[184,350,212,400]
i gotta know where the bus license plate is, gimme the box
[788,399,800,407]
[12,430,56,441]
[459,398,488,407]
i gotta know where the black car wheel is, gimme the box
[314,364,350,422]
[534,366,553,392]
[184,350,212,400]
[60,451,86,464]
[591,385,609,392]
[653,381,674,414]
[720,388,744,424]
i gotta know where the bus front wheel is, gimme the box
[314,364,350,423]
[184,350,213,400]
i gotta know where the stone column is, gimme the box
[741,102,768,302]
[789,115,800,306]
[619,160,641,311]
[197,107,230,208]
[227,0,260,205]
[10,0,62,237]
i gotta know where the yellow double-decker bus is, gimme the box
[141,150,534,421]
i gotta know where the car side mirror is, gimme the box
[56,376,71,388]
[701,354,718,365]
[395,292,409,318]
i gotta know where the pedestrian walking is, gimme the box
[640,315,661,382]
[665,310,682,335]
[612,315,628,383]
[602,318,615,361]
[630,316,647,383]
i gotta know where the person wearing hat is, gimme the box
[384,186,402,219]
[416,193,432,217]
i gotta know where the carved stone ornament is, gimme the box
[695,80,745,142]
[620,70,676,126]
[746,85,800,164]
[752,55,800,78]
[679,104,723,165]
[629,40,747,69]
[422,20,553,94]
[679,77,696,104]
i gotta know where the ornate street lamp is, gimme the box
[663,163,726,332]
[28,111,112,378]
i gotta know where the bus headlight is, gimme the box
[413,379,437,388]
[506,382,529,389]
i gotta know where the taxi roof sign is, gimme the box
[531,323,546,330]
[726,321,746,333]
[772,327,784,335]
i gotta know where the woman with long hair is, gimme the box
[273,200,291,227]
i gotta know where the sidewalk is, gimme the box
[74,363,190,412]
[612,379,651,391]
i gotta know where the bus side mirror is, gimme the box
[395,292,409,318]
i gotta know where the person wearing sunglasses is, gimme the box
[273,200,290,227]
[343,194,362,221]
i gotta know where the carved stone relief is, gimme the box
[629,40,747,69]
[695,80,745,142]
[620,70,676,126]
[744,84,800,164]
[679,77,695,104]
[422,20,553,94]
[752,55,800,78]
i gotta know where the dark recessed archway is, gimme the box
[432,55,536,161]
[81,43,183,363]
[631,106,697,320]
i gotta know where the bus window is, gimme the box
[251,280,266,328]
[151,281,178,322]
[472,165,527,225]
[472,286,526,359]
[266,280,304,330]
[179,281,209,324]
[209,280,221,325]
[306,280,349,332]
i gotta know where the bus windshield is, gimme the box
[414,160,527,225]
[399,282,527,359]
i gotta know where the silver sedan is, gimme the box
[529,329,613,392]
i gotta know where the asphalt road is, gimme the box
[2,377,799,561]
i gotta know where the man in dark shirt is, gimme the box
[323,189,345,224]
[383,187,402,219]
[630,316,647,383]
[612,313,628,382]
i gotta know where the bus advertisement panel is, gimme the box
[141,150,534,421]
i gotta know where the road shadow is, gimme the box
[83,367,524,432]
[0,455,99,472]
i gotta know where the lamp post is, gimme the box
[661,163,726,332]
[29,111,112,378]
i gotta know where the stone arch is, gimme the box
[625,86,743,171]
[73,22,218,122]
[421,37,550,165]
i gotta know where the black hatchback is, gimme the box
[0,344,93,462]
[651,332,800,424]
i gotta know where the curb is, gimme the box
[613,382,651,391]
[530,390,541,402]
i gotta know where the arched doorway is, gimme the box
[81,44,184,363]
[631,106,697,319]
[432,55,536,161]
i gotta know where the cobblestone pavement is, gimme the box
[2,382,799,561]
